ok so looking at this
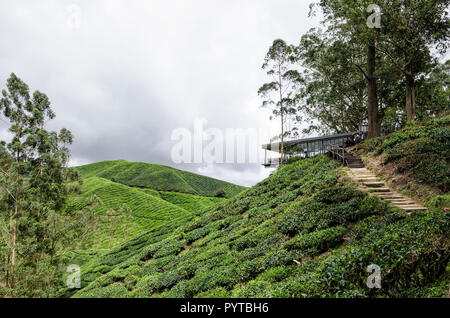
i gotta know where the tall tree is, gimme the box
[296,28,368,134]
[0,73,79,296]
[375,0,449,121]
[318,0,384,138]
[415,59,450,119]
[258,39,303,165]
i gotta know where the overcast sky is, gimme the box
[0,0,322,186]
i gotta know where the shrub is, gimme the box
[283,226,347,256]
[314,186,364,204]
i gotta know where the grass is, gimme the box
[56,154,449,298]
[76,160,246,198]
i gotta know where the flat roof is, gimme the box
[262,131,358,151]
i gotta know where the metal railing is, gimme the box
[328,147,347,165]
[262,157,287,167]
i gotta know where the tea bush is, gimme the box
[58,154,449,298]
[361,115,450,192]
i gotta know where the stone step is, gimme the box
[342,156,428,213]
[379,197,405,201]
[376,194,402,199]
[368,188,391,193]
[390,201,417,206]
[397,206,428,211]
[378,192,405,199]
[384,199,411,203]
[362,182,385,188]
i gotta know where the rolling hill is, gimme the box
[55,117,449,298]
[65,160,245,248]
[58,151,449,298]
[76,160,246,198]
[65,177,208,248]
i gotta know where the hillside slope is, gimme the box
[66,177,226,248]
[59,154,449,298]
[76,160,246,198]
[358,115,449,210]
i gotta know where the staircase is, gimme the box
[329,148,427,213]
[344,152,365,168]
[348,167,427,213]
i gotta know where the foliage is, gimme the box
[65,177,225,248]
[0,73,82,296]
[360,115,450,192]
[258,39,303,162]
[58,155,449,298]
[77,160,245,198]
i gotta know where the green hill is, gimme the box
[65,176,228,249]
[67,160,243,248]
[58,149,449,298]
[76,160,246,198]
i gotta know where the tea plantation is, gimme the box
[57,154,449,298]
[76,160,246,198]
[360,115,449,210]
[65,177,228,248]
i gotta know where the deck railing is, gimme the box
[328,147,347,165]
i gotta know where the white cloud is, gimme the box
[0,0,321,186]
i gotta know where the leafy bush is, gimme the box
[361,115,450,191]
[283,226,346,256]
[62,154,449,299]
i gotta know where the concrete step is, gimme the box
[390,201,416,206]
[368,188,391,193]
[383,199,411,203]
[344,159,428,213]
[376,194,402,198]
[362,182,385,188]
[397,206,428,211]
[358,177,378,181]
[377,196,404,201]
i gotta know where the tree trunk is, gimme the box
[367,43,380,139]
[278,63,284,167]
[11,208,17,289]
[405,71,416,122]
[280,113,284,166]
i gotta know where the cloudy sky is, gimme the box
[0,0,322,186]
